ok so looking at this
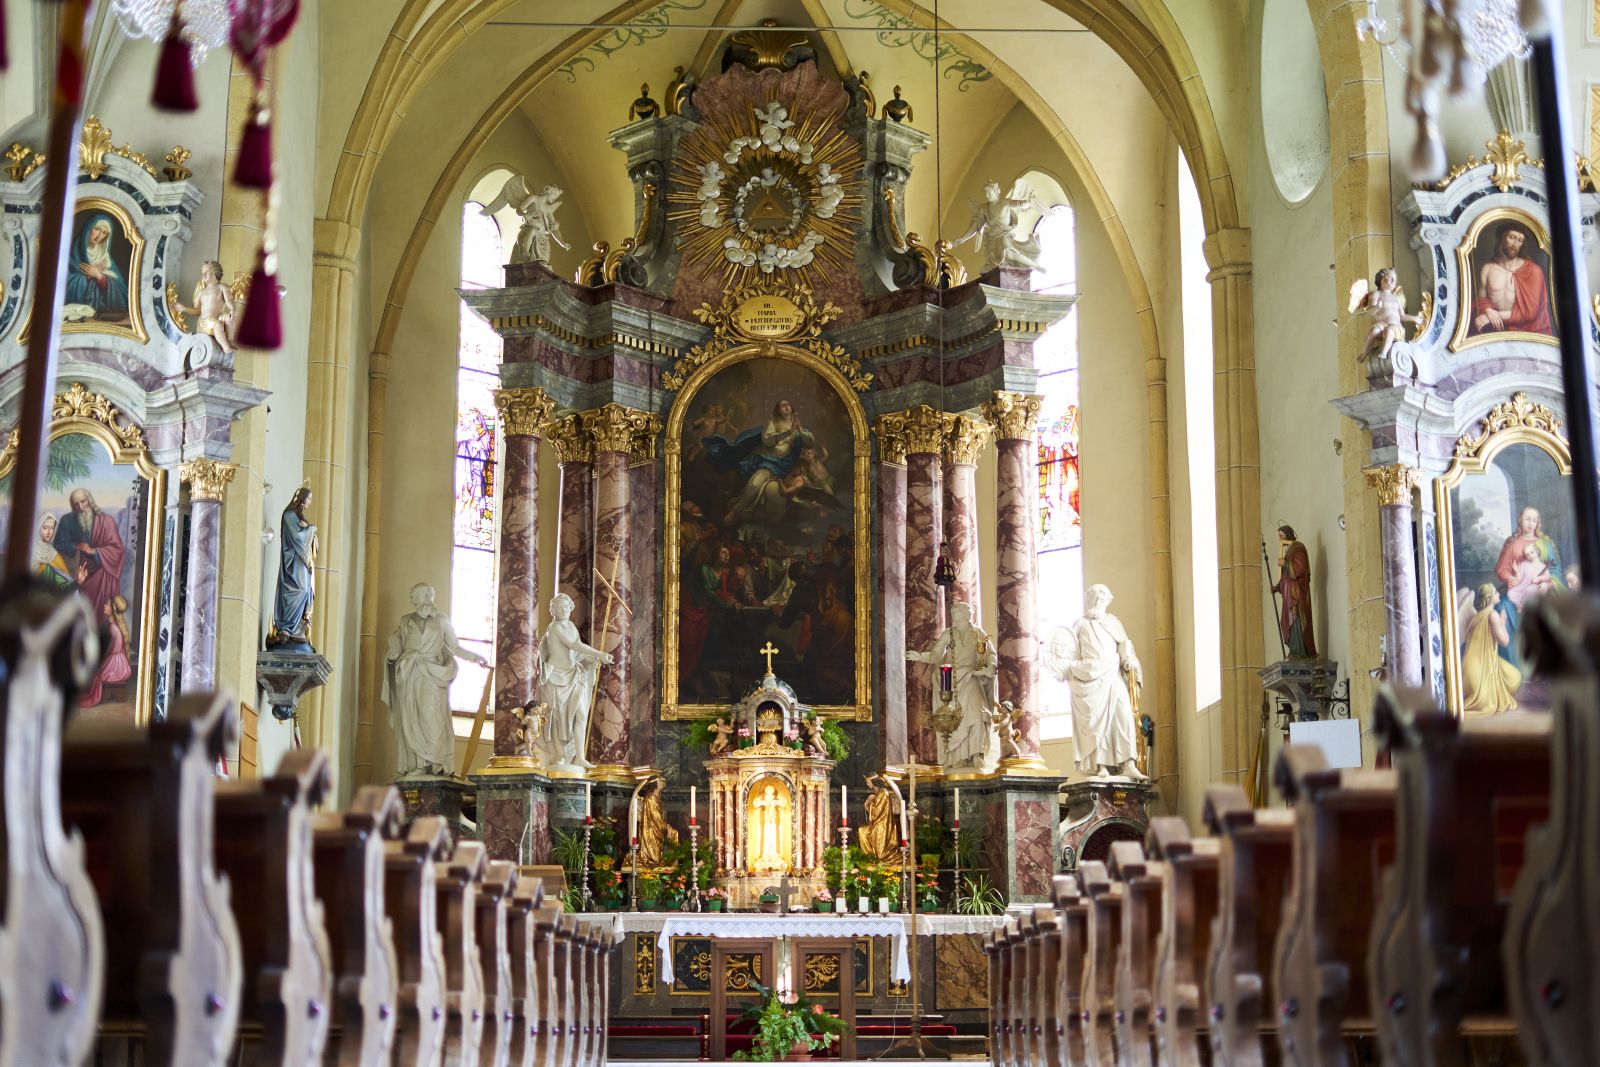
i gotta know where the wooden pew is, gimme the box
[531,903,560,1067]
[0,594,105,1067]
[1032,903,1063,1067]
[504,879,544,1067]
[1016,908,1042,1067]
[60,690,241,1067]
[313,785,402,1067]
[477,860,517,1067]
[551,913,578,1067]
[1505,593,1600,1066]
[386,816,451,1067]
[213,747,334,1067]
[1146,817,1220,1067]
[1203,784,1293,1067]
[1270,745,1395,1067]
[1079,860,1124,1067]
[1368,686,1550,1065]
[984,927,1006,1067]
[436,840,486,1067]
[997,916,1019,1067]
[1111,840,1163,1067]
[581,922,606,1067]
[1052,874,1090,1067]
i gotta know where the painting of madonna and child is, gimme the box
[0,431,155,723]
[676,358,860,709]
[1448,442,1578,716]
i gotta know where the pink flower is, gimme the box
[780,991,798,1005]
[785,727,800,741]
[812,1004,824,1016]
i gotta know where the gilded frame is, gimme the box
[0,398,166,726]
[1433,399,1570,716]
[1448,206,1558,353]
[662,342,872,721]
[21,197,150,347]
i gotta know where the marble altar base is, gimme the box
[399,774,473,841]
[1057,778,1156,871]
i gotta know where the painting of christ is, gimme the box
[1454,210,1557,349]
[669,354,866,715]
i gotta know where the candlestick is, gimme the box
[630,837,639,912]
[688,820,702,912]
[838,821,853,912]
[840,784,847,824]
[580,815,595,911]
[629,799,638,843]
[690,785,697,822]
[584,781,592,817]
[952,787,960,826]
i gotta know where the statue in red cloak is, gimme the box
[1275,524,1318,659]
[52,488,126,621]
[1470,221,1553,337]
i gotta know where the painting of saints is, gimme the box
[1468,219,1553,338]
[1459,585,1521,716]
[53,488,128,624]
[62,211,133,323]
[32,514,75,588]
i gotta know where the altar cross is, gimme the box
[759,641,780,674]
[770,874,799,911]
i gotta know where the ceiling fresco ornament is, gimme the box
[660,283,871,393]
[668,92,863,291]
[557,0,709,82]
[840,0,992,91]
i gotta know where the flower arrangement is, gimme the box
[814,887,833,901]
[812,886,832,912]
[734,983,850,1062]
[737,725,754,748]
[592,855,623,904]
[784,726,802,749]
[916,862,940,910]
[638,874,663,906]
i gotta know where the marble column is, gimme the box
[178,459,238,693]
[581,403,659,776]
[491,388,555,760]
[1364,464,1424,688]
[942,414,990,622]
[983,392,1044,762]
[874,414,910,766]
[902,405,949,767]
[545,415,595,638]
[628,450,660,766]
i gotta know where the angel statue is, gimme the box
[479,174,571,266]
[1348,267,1422,363]
[954,178,1044,273]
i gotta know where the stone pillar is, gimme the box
[983,392,1045,764]
[489,388,555,763]
[1203,228,1266,785]
[581,404,660,777]
[1364,464,1424,688]
[902,405,949,767]
[628,450,659,767]
[873,415,910,766]
[178,459,238,693]
[942,414,990,622]
[545,415,596,637]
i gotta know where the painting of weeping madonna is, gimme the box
[662,347,871,720]
[1436,394,1575,717]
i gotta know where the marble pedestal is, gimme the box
[471,772,643,865]
[1259,657,1340,722]
[254,649,332,722]
[399,775,473,842]
[916,773,1068,905]
[1057,779,1156,872]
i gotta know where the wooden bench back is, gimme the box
[1079,860,1123,1067]
[385,816,451,1067]
[1146,817,1219,1067]
[1110,839,1162,1067]
[1052,873,1089,1067]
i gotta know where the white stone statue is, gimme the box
[954,178,1044,272]
[537,592,613,772]
[815,163,843,219]
[1046,584,1144,779]
[384,582,488,778]
[479,174,571,265]
[907,600,998,772]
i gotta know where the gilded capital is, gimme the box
[1363,464,1424,507]
[943,414,991,466]
[874,412,910,464]
[981,391,1042,441]
[900,404,949,456]
[582,403,660,461]
[180,458,238,502]
[543,413,594,464]
[495,387,556,437]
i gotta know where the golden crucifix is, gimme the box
[759,641,780,674]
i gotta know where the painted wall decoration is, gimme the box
[60,198,146,342]
[663,345,871,719]
[0,390,165,724]
[1450,207,1556,351]
[1436,394,1573,716]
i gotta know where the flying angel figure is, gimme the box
[480,174,570,265]
[954,178,1044,272]
[1348,267,1422,363]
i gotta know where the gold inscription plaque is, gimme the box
[733,293,805,340]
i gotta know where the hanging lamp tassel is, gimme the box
[0,0,8,72]
[153,9,199,111]
[236,247,282,349]
[234,96,274,190]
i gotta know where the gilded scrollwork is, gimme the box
[1453,392,1563,461]
[634,935,657,995]
[78,116,156,180]
[874,412,911,464]
[580,403,661,461]
[542,412,594,464]
[50,382,147,451]
[943,413,991,465]
[166,282,192,334]
[494,386,556,437]
[661,284,870,393]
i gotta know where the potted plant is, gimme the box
[953,873,1006,915]
[758,888,781,914]
[705,886,729,912]
[638,874,662,910]
[916,862,940,912]
[734,983,849,1062]
[915,818,949,870]
[878,872,899,914]
[592,855,623,909]
[812,887,832,913]
[852,869,872,914]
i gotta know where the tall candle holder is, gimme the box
[579,816,595,911]
[899,840,910,913]
[688,819,702,911]
[838,821,852,912]
[629,837,640,912]
[951,820,963,911]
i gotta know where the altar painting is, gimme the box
[60,199,147,343]
[1449,207,1557,352]
[0,417,164,725]
[1436,395,1573,717]
[664,347,870,719]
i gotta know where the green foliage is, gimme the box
[559,885,583,913]
[684,714,720,750]
[953,873,1006,915]
[551,826,587,874]
[916,818,950,860]
[821,846,843,891]
[948,825,983,869]
[733,983,849,1061]
[0,431,100,497]
[819,719,850,762]
[638,874,662,900]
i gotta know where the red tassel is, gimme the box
[1,0,8,72]
[153,14,199,112]
[236,253,282,349]
[233,102,274,189]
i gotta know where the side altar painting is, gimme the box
[61,200,144,340]
[1437,395,1575,717]
[1450,208,1556,350]
[665,349,869,718]
[0,390,165,723]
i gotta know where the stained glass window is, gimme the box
[1027,196,1083,740]
[450,203,504,711]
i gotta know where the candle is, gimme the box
[840,785,848,825]
[939,663,954,696]
[690,786,697,824]
[584,782,592,818]
[953,787,960,827]
[629,799,638,843]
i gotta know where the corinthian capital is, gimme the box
[543,413,594,464]
[900,404,949,456]
[943,414,991,465]
[874,412,911,464]
[981,391,1042,441]
[179,458,238,502]
[1363,464,1424,507]
[495,387,556,436]
[582,403,661,461]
